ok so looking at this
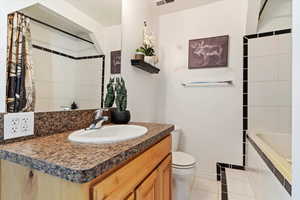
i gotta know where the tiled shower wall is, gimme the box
[248,33,292,134]
[245,31,292,200]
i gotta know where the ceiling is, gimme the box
[64,0,122,27]
[21,0,122,40]
[21,4,91,36]
[153,0,223,15]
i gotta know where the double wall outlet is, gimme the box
[4,112,34,140]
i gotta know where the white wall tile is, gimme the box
[248,107,279,133]
[278,54,292,81]
[277,34,292,54]
[276,81,292,106]
[248,55,278,82]
[248,36,279,57]
[278,107,292,134]
[248,34,291,137]
[249,82,278,106]
[35,98,51,112]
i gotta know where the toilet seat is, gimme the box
[172,151,196,169]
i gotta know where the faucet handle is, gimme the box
[94,109,102,119]
[94,108,109,119]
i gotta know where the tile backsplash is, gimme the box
[34,110,95,137]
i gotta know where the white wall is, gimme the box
[121,0,160,122]
[103,25,122,79]
[0,9,6,112]
[258,0,292,33]
[248,34,292,135]
[158,0,248,175]
[245,0,261,35]
[247,143,291,200]
[292,0,300,199]
[0,0,108,113]
[39,0,106,54]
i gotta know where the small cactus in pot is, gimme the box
[104,78,115,108]
[115,77,127,112]
[104,77,130,124]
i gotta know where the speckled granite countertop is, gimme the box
[0,122,174,184]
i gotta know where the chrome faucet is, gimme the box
[86,109,109,130]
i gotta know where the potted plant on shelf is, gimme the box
[135,21,158,65]
[135,48,145,60]
[104,77,130,124]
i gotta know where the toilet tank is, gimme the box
[171,126,181,152]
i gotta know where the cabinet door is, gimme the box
[157,155,172,200]
[125,193,135,200]
[136,170,159,200]
[92,136,171,200]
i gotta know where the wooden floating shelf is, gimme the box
[131,59,160,74]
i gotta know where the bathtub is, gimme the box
[247,132,292,199]
[257,133,291,163]
[249,132,292,182]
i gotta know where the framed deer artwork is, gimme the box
[188,35,229,69]
[111,50,121,74]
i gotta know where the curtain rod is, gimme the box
[16,12,94,45]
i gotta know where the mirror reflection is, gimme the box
[6,2,122,112]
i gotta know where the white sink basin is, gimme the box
[68,125,148,144]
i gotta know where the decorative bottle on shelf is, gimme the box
[71,101,78,110]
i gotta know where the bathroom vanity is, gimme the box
[0,123,174,200]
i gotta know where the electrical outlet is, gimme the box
[4,112,34,140]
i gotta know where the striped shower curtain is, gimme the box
[6,13,35,112]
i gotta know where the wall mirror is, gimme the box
[6,1,122,113]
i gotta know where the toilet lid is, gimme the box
[172,151,196,167]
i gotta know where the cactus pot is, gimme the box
[111,110,131,124]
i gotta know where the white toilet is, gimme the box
[172,126,197,200]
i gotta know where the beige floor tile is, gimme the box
[229,193,256,200]
[190,188,219,200]
[193,177,220,194]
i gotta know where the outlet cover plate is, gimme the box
[4,112,34,140]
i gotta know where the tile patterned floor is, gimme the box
[189,169,256,200]
[225,169,256,200]
[190,176,220,200]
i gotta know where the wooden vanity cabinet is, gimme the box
[97,155,172,200]
[157,155,172,200]
[92,136,172,200]
[126,193,135,200]
[0,136,172,200]
[136,170,159,200]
